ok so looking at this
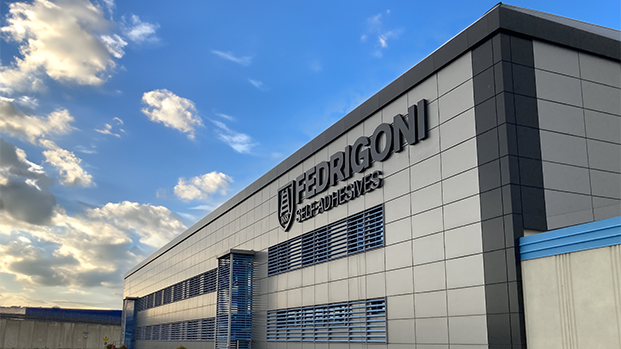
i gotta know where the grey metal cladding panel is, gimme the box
[473,67,495,105]
[403,55,434,89]
[487,313,512,345]
[502,5,619,41]
[475,98,498,135]
[492,33,513,63]
[518,157,544,188]
[379,76,406,107]
[298,142,314,162]
[125,4,621,279]
[485,283,510,313]
[590,169,621,199]
[479,160,502,192]
[498,5,621,61]
[469,7,500,46]
[542,161,591,195]
[323,118,345,144]
[521,186,547,230]
[482,217,505,252]
[342,106,361,131]
[585,110,621,144]
[359,93,380,120]
[472,40,494,76]
[433,31,469,70]
[545,189,594,229]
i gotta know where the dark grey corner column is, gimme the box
[471,32,547,349]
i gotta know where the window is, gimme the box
[267,298,386,343]
[268,205,384,276]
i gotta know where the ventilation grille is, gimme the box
[136,268,217,312]
[215,253,254,349]
[135,317,215,342]
[215,256,231,349]
[268,205,384,276]
[267,298,386,343]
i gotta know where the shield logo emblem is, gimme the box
[278,181,295,231]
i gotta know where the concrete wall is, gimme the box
[522,243,621,349]
[0,320,121,349]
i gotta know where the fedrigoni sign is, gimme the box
[278,99,429,231]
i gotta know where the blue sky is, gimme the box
[0,0,619,309]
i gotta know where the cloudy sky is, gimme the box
[0,0,618,310]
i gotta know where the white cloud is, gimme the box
[0,99,74,144]
[0,138,55,225]
[174,171,232,201]
[188,204,217,211]
[141,89,203,140]
[211,120,256,153]
[155,188,167,198]
[14,96,39,110]
[362,11,402,58]
[122,14,159,43]
[101,0,115,11]
[83,201,185,248]
[0,0,122,93]
[248,78,268,91]
[214,112,235,121]
[0,140,187,307]
[95,124,120,137]
[211,50,253,66]
[74,145,97,154]
[95,118,124,137]
[0,101,93,187]
[367,13,383,31]
[0,201,186,303]
[39,139,94,187]
[100,34,128,59]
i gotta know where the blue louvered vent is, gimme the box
[267,298,386,343]
[136,267,218,312]
[215,256,231,349]
[268,205,384,276]
[121,298,137,349]
[135,317,215,342]
[215,251,254,349]
[230,253,254,348]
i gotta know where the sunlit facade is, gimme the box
[122,4,621,349]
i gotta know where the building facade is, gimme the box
[122,4,621,349]
[0,307,122,349]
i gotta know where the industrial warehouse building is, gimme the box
[0,307,122,349]
[122,4,621,349]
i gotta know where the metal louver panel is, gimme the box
[268,205,384,276]
[215,256,231,349]
[136,266,218,312]
[267,298,386,343]
[201,317,215,340]
[135,317,216,342]
[215,251,254,349]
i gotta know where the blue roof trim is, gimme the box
[519,216,621,261]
